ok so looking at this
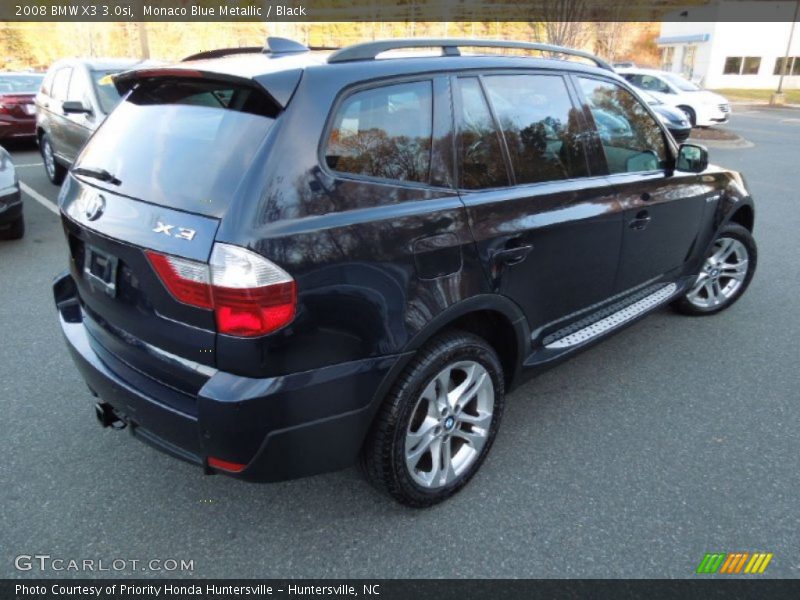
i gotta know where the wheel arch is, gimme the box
[403,295,529,392]
[727,203,754,232]
[677,104,697,126]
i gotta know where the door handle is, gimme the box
[493,243,534,266]
[629,210,651,230]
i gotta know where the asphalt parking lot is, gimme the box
[2,107,799,579]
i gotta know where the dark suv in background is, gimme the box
[35,58,150,184]
[53,38,757,507]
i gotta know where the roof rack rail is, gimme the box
[327,38,614,72]
[182,47,262,62]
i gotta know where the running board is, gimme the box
[544,283,678,350]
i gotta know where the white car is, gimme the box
[616,68,730,127]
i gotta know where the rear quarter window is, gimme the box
[323,80,433,184]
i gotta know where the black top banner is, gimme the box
[2,0,800,22]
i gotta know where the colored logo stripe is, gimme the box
[745,553,773,574]
[696,552,773,574]
[696,553,726,574]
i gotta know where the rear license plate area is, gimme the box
[84,245,119,297]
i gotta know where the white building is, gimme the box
[657,1,800,89]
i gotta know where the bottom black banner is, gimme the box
[4,579,800,600]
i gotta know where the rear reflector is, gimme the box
[207,456,247,473]
[145,243,296,337]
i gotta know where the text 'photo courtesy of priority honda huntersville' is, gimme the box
[53,37,757,507]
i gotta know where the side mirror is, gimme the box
[62,100,91,115]
[676,143,708,173]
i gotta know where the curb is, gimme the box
[729,102,800,110]
[688,135,753,149]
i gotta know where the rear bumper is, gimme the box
[698,105,731,126]
[0,117,36,138]
[54,271,407,482]
[0,187,22,225]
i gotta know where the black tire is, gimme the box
[0,215,24,240]
[40,133,66,185]
[361,330,505,508]
[678,105,697,128]
[672,223,757,316]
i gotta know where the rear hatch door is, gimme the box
[61,71,283,394]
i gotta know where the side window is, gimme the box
[578,77,667,175]
[636,75,671,94]
[482,74,588,185]
[455,77,509,189]
[324,80,433,184]
[67,69,91,106]
[50,67,72,102]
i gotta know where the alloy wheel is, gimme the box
[404,360,494,489]
[43,139,56,179]
[686,237,749,309]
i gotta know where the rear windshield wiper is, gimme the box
[72,166,121,186]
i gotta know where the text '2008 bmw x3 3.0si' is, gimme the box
[53,37,757,507]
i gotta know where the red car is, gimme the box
[0,73,44,140]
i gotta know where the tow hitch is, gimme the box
[94,402,127,430]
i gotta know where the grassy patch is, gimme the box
[712,88,800,104]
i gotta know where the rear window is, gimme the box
[75,78,279,217]
[0,74,44,94]
[90,71,123,113]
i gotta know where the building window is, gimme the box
[724,56,761,75]
[743,57,761,74]
[774,56,800,76]
[723,57,742,74]
[661,46,675,71]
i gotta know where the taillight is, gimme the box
[145,251,213,309]
[145,243,296,337]
[209,243,296,337]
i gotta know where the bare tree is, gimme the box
[543,0,590,49]
[593,22,626,63]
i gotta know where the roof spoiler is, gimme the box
[112,65,302,108]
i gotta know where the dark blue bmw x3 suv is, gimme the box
[53,38,757,506]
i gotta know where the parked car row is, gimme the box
[618,67,731,127]
[1,58,154,240]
